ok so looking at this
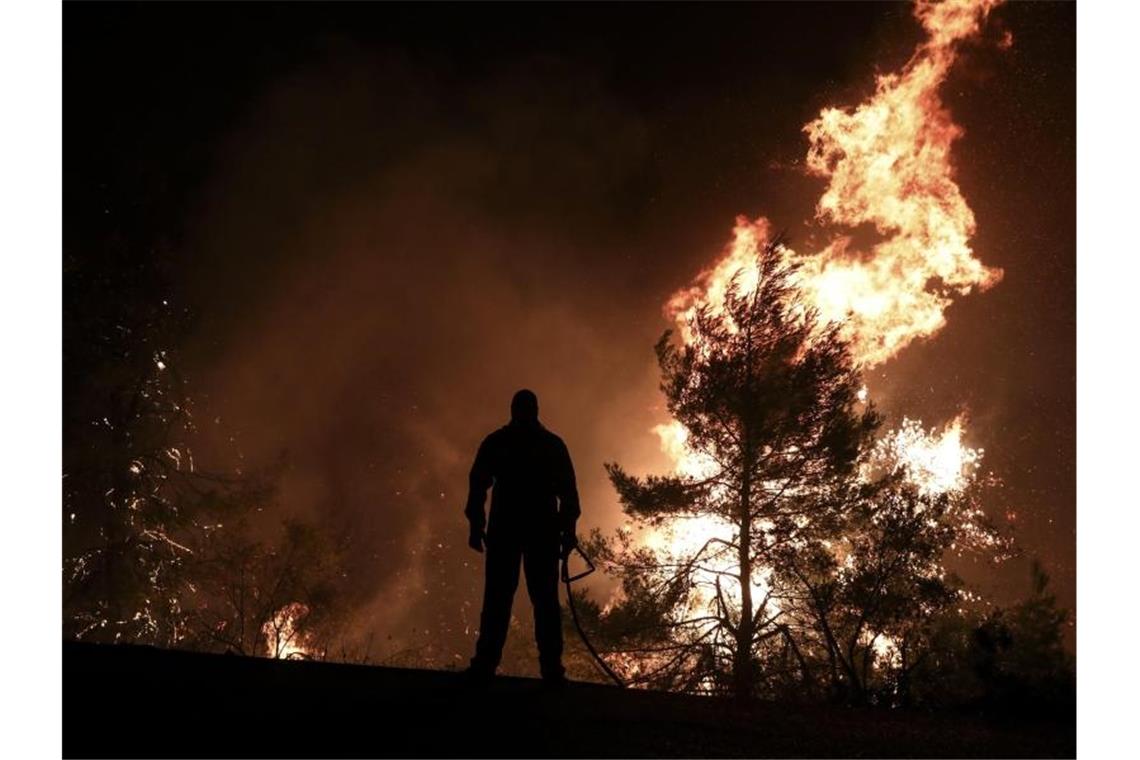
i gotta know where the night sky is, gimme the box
[65,1,1075,667]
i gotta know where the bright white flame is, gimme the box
[648,424,773,614]
[653,421,716,480]
[874,416,982,496]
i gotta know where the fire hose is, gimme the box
[561,545,626,688]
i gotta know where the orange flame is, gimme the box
[668,0,1004,367]
[262,602,313,660]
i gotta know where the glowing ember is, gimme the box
[262,602,313,660]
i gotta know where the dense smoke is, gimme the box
[180,49,687,668]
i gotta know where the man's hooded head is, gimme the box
[510,389,539,424]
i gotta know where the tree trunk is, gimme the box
[733,467,753,700]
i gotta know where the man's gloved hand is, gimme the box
[468,526,486,553]
[560,531,578,559]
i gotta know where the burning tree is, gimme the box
[584,0,1025,703]
[186,519,352,659]
[593,239,1016,702]
[773,465,1012,704]
[597,237,879,699]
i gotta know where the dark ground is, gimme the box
[63,643,1074,758]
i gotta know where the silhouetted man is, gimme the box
[464,389,580,684]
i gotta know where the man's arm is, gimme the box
[556,439,581,552]
[464,436,494,551]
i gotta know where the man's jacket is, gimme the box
[464,420,580,540]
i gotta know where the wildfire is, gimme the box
[262,602,313,660]
[641,0,1003,624]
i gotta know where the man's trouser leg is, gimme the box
[523,535,564,679]
[471,535,521,673]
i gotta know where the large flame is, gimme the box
[668,0,1003,367]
